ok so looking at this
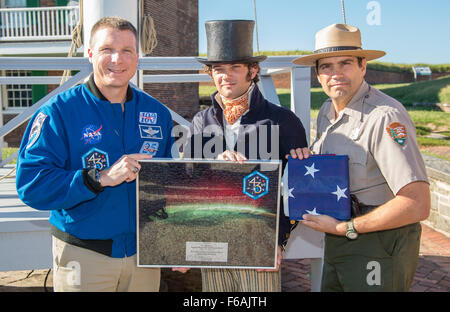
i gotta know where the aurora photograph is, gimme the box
[137,160,281,268]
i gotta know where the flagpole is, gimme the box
[341,0,347,24]
[253,0,261,55]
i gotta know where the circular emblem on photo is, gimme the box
[243,171,269,200]
[81,124,103,145]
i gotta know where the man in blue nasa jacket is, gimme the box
[16,17,175,291]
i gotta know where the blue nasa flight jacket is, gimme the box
[16,75,175,258]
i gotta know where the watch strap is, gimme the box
[346,219,358,239]
[82,168,104,194]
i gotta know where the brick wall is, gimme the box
[422,154,450,237]
[142,0,199,120]
[39,0,60,7]
[2,114,28,147]
[428,179,450,235]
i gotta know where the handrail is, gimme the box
[0,6,78,12]
[0,69,92,140]
[0,55,301,70]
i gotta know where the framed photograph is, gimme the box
[136,159,281,269]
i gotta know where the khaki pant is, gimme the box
[52,236,160,292]
[321,222,421,292]
[201,268,281,292]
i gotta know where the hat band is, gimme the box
[314,46,361,54]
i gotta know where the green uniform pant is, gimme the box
[321,222,421,292]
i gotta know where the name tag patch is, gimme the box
[139,125,163,140]
[82,148,109,170]
[139,112,157,125]
[140,141,159,156]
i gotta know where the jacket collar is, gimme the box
[84,73,133,102]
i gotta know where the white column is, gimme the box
[290,66,311,145]
[83,0,139,55]
[286,65,326,291]
[83,0,140,85]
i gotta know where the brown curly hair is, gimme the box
[203,62,261,83]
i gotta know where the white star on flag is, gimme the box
[288,188,295,198]
[332,185,348,201]
[304,163,320,178]
[306,208,321,215]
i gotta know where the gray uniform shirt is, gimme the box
[311,80,428,206]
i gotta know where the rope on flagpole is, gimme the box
[140,0,158,55]
[60,0,84,85]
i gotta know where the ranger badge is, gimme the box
[386,122,407,146]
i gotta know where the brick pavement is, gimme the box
[409,224,450,292]
[280,223,450,292]
[0,223,448,292]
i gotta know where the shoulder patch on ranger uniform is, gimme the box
[386,122,407,146]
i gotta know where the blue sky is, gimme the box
[199,0,450,65]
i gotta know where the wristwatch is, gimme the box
[345,219,358,240]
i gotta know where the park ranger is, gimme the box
[294,24,430,291]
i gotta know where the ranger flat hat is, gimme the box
[197,20,267,65]
[293,23,385,66]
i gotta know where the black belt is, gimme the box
[350,195,377,218]
[51,225,113,257]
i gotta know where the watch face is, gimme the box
[95,170,102,183]
[347,232,358,240]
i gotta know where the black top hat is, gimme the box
[197,20,267,65]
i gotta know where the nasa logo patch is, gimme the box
[82,148,109,170]
[81,124,103,145]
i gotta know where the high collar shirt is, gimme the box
[216,86,253,151]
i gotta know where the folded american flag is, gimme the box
[287,155,351,221]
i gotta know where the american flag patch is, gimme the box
[139,112,157,125]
